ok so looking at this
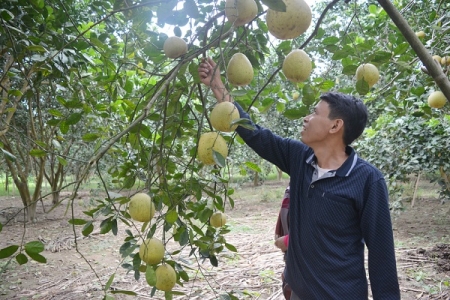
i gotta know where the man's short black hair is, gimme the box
[320,92,368,145]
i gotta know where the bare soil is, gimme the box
[0,179,450,300]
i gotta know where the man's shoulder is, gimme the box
[355,156,385,180]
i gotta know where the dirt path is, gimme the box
[1,180,450,299]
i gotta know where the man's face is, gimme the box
[300,100,335,146]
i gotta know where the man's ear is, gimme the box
[330,119,344,133]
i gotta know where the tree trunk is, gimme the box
[276,166,283,181]
[253,172,259,186]
[411,172,421,207]
[51,191,60,205]
[5,172,8,191]
[439,167,450,194]
[27,201,37,222]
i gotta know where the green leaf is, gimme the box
[322,36,340,45]
[112,219,118,236]
[368,4,378,15]
[68,218,88,225]
[66,112,82,125]
[65,100,84,109]
[27,45,47,52]
[16,253,28,265]
[123,176,136,189]
[342,65,358,76]
[231,118,254,130]
[146,265,157,286]
[0,245,19,259]
[212,150,226,168]
[100,218,113,234]
[224,243,237,252]
[283,107,309,120]
[48,109,63,117]
[411,86,425,96]
[60,121,69,134]
[119,242,137,258]
[8,89,23,97]
[0,9,14,21]
[209,255,218,267]
[244,161,261,173]
[24,241,45,254]
[230,90,249,97]
[29,0,45,9]
[82,221,94,236]
[57,156,68,166]
[165,291,173,300]
[185,0,199,18]
[393,43,410,56]
[29,149,47,157]
[371,51,392,63]
[356,79,370,95]
[261,0,286,12]
[110,290,138,295]
[165,211,178,224]
[1,148,16,162]
[302,84,316,105]
[105,273,115,291]
[331,50,350,60]
[82,133,101,142]
[27,252,47,263]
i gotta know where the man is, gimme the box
[198,57,400,299]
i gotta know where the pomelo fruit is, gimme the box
[129,193,155,222]
[155,264,177,291]
[225,0,258,26]
[210,212,227,228]
[226,53,254,86]
[139,238,165,265]
[282,49,312,83]
[427,91,447,109]
[355,63,380,88]
[266,0,312,40]
[210,102,240,132]
[197,132,228,165]
[163,36,188,59]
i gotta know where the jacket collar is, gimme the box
[306,146,358,177]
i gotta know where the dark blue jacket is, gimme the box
[234,102,400,299]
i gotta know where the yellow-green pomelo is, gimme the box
[210,102,240,132]
[197,132,228,165]
[226,53,254,86]
[441,56,450,66]
[266,0,312,40]
[355,63,380,88]
[139,238,165,265]
[210,212,227,228]
[163,36,188,59]
[427,91,447,109]
[415,31,425,38]
[282,49,312,83]
[225,0,258,27]
[432,55,442,64]
[128,193,155,222]
[155,264,177,291]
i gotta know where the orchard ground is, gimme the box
[1,178,450,300]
